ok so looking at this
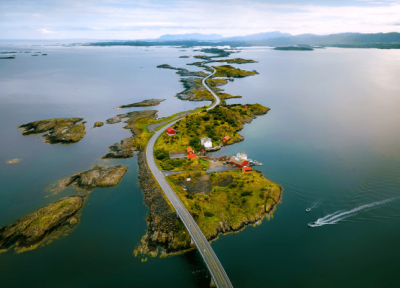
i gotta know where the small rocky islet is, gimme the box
[18,118,86,144]
[118,99,165,108]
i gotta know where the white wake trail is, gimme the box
[308,198,396,227]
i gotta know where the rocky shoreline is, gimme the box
[135,151,191,256]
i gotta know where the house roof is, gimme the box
[201,136,211,141]
[243,166,252,171]
[187,154,197,159]
[223,136,231,141]
[186,147,194,152]
[229,157,249,167]
[166,127,174,132]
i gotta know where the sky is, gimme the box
[1,0,400,39]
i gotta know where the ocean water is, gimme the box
[1,43,400,287]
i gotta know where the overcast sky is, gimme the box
[1,0,400,39]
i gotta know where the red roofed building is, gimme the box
[166,127,176,136]
[242,166,252,173]
[186,147,194,155]
[187,153,197,159]
[222,136,230,142]
[229,156,249,167]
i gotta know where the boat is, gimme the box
[306,208,311,213]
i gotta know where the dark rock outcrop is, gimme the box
[157,64,207,77]
[135,151,191,256]
[18,118,86,144]
[102,137,136,159]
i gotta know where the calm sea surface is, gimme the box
[0,43,400,287]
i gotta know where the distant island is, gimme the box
[118,99,165,108]
[274,46,314,51]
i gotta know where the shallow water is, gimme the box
[1,44,400,287]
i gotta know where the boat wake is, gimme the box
[308,198,396,227]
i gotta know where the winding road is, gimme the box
[145,67,233,288]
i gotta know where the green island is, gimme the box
[166,170,283,239]
[153,104,269,171]
[214,58,257,64]
[274,46,314,51]
[211,64,259,77]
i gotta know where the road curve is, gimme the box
[145,68,232,288]
[202,66,220,110]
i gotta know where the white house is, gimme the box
[201,137,212,149]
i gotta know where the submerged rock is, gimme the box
[119,99,165,108]
[102,137,136,159]
[18,118,86,144]
[0,196,84,253]
[67,164,128,190]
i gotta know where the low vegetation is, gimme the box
[214,58,257,64]
[166,170,282,238]
[212,65,258,78]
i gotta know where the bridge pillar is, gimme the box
[210,277,216,288]
[190,238,195,248]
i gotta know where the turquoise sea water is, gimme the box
[0,43,400,287]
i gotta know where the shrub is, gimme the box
[202,115,210,121]
[204,211,214,217]
[241,191,253,197]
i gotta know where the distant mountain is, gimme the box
[158,33,223,41]
[222,31,292,41]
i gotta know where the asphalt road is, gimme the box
[145,67,233,288]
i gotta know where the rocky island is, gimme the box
[18,118,86,144]
[118,99,165,108]
[0,196,84,254]
[274,46,314,51]
[0,164,128,254]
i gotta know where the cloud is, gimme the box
[0,0,400,39]
[38,28,55,34]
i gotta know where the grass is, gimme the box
[166,170,282,238]
[212,65,258,78]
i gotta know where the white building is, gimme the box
[236,152,247,160]
[201,137,213,149]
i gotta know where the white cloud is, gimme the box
[38,28,55,34]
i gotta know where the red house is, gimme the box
[186,147,194,155]
[242,166,252,173]
[166,127,176,136]
[222,136,230,142]
[187,153,197,159]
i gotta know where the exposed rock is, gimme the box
[0,196,84,253]
[102,137,136,159]
[18,118,86,144]
[157,64,207,77]
[179,55,190,58]
[66,165,128,191]
[93,122,104,128]
[135,151,191,256]
[119,99,165,108]
[106,110,158,126]
[106,116,122,124]
[176,77,214,102]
